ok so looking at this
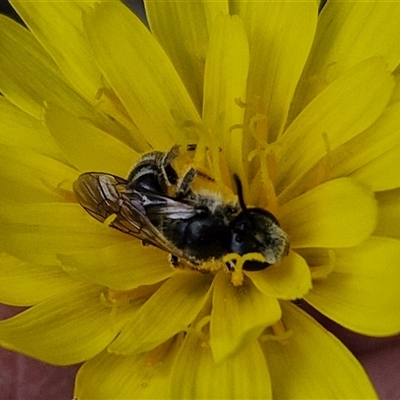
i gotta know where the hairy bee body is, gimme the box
[73,146,289,271]
[127,148,179,194]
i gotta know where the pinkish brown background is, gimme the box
[0,304,79,400]
[1,302,400,399]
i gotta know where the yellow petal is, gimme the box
[288,101,400,201]
[75,344,177,400]
[276,57,393,198]
[170,333,271,399]
[247,251,312,300]
[10,0,142,148]
[350,143,400,192]
[0,144,77,204]
[233,1,318,141]
[262,302,377,399]
[0,253,80,306]
[203,14,248,180]
[306,236,400,336]
[390,67,400,105]
[108,271,212,355]
[0,284,116,365]
[0,96,63,160]
[210,270,281,363]
[59,240,174,291]
[0,15,76,118]
[0,15,135,149]
[10,0,100,101]
[84,2,201,149]
[0,203,129,265]
[280,178,377,249]
[45,104,139,176]
[145,0,228,110]
[376,188,400,239]
[291,1,400,119]
[328,101,400,192]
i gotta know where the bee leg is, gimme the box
[176,167,197,198]
[162,145,180,167]
[161,145,180,186]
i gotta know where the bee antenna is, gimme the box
[233,174,248,212]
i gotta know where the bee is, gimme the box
[73,146,289,271]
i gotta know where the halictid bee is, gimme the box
[73,146,289,271]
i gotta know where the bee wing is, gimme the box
[73,172,189,256]
[73,172,128,222]
[136,190,199,220]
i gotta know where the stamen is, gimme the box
[223,252,267,287]
[272,320,286,336]
[182,316,210,347]
[231,269,244,287]
[103,213,117,226]
[280,139,342,204]
[282,133,350,203]
[261,320,292,344]
[42,179,75,202]
[195,315,211,336]
[104,282,164,306]
[309,250,335,280]
[202,146,234,196]
[310,264,333,280]
[249,113,269,148]
[248,147,280,215]
[226,122,245,186]
[223,253,244,286]
[95,83,136,132]
[234,97,248,108]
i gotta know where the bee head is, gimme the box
[230,175,289,270]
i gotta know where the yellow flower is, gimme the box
[1,1,400,398]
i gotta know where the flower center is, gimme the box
[167,144,289,281]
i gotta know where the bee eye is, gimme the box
[234,233,244,243]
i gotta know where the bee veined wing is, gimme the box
[73,172,186,256]
[136,190,200,220]
[73,172,129,222]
